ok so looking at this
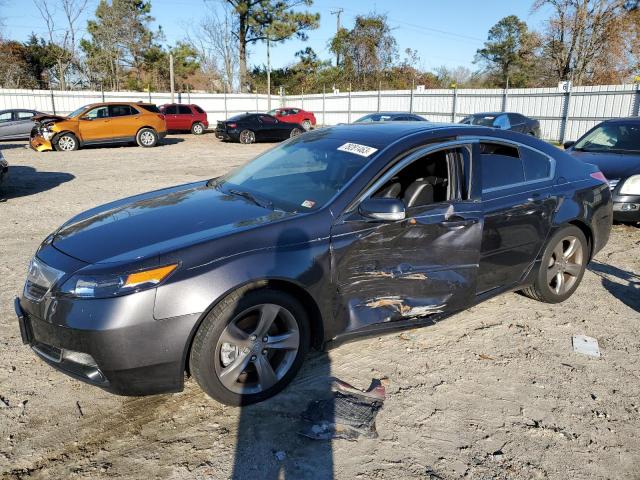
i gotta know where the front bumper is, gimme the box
[30,134,54,152]
[612,184,640,222]
[16,255,202,395]
[0,154,7,185]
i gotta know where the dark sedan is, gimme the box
[354,112,427,123]
[564,117,640,223]
[0,109,42,140]
[0,150,7,186]
[16,123,612,405]
[460,112,541,137]
[215,113,303,144]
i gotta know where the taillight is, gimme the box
[228,123,237,129]
[590,171,608,183]
[157,114,165,120]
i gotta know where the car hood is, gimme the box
[32,113,68,123]
[567,150,640,179]
[52,181,292,264]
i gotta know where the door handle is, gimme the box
[439,215,478,228]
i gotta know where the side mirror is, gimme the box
[563,141,575,150]
[359,198,406,221]
[79,116,91,121]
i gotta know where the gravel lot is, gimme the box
[0,134,639,480]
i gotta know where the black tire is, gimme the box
[239,129,255,144]
[54,132,79,152]
[189,287,310,406]
[520,225,588,303]
[136,127,158,147]
[191,122,205,135]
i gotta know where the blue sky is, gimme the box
[2,0,552,71]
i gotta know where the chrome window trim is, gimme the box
[346,140,475,213]
[457,135,557,194]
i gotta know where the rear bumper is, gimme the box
[215,130,238,141]
[16,289,201,396]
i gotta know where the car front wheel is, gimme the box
[520,225,588,303]
[189,288,310,405]
[54,132,79,152]
[136,128,158,147]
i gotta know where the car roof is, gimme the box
[306,122,470,148]
[602,116,640,124]
[363,112,420,116]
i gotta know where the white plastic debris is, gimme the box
[572,335,601,358]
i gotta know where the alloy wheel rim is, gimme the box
[214,303,299,394]
[58,136,75,151]
[140,131,155,146]
[290,128,301,138]
[547,235,584,295]
[193,124,203,134]
[240,131,254,144]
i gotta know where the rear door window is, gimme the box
[520,147,552,181]
[17,111,35,119]
[259,115,277,124]
[109,105,136,117]
[480,143,524,191]
[178,105,192,115]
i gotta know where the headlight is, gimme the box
[620,175,640,195]
[42,127,55,140]
[59,264,178,299]
[24,257,65,301]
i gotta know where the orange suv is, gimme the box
[30,102,167,152]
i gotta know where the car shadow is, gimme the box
[588,261,640,313]
[0,165,75,201]
[232,227,334,479]
[0,141,29,150]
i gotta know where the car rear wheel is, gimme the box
[136,128,158,147]
[189,288,310,405]
[191,122,205,135]
[301,120,312,131]
[239,130,255,144]
[54,133,79,152]
[520,225,588,303]
[290,127,302,138]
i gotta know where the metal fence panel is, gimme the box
[1,84,638,142]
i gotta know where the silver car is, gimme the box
[0,109,42,140]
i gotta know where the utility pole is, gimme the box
[267,37,271,111]
[169,53,175,103]
[330,8,343,66]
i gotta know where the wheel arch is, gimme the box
[567,219,594,260]
[136,125,158,135]
[182,277,324,377]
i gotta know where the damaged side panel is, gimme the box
[330,203,482,334]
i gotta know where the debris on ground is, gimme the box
[572,335,601,358]
[299,378,386,441]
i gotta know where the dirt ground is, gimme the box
[0,134,639,480]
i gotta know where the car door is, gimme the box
[476,140,557,295]
[330,142,483,334]
[176,105,193,130]
[0,111,16,139]
[13,110,37,138]
[257,115,280,140]
[163,105,179,130]
[107,104,138,139]
[78,105,112,141]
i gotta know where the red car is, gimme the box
[159,104,208,135]
[267,107,316,130]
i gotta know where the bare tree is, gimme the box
[534,0,628,85]
[188,3,239,92]
[33,0,88,89]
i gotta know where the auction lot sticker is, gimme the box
[337,143,378,157]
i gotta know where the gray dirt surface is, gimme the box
[0,134,639,479]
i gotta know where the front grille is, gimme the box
[608,179,620,191]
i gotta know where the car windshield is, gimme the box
[574,123,640,154]
[67,105,89,118]
[214,134,376,212]
[465,115,497,127]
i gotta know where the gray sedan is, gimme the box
[0,109,42,140]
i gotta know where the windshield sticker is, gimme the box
[301,200,316,209]
[337,143,378,157]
